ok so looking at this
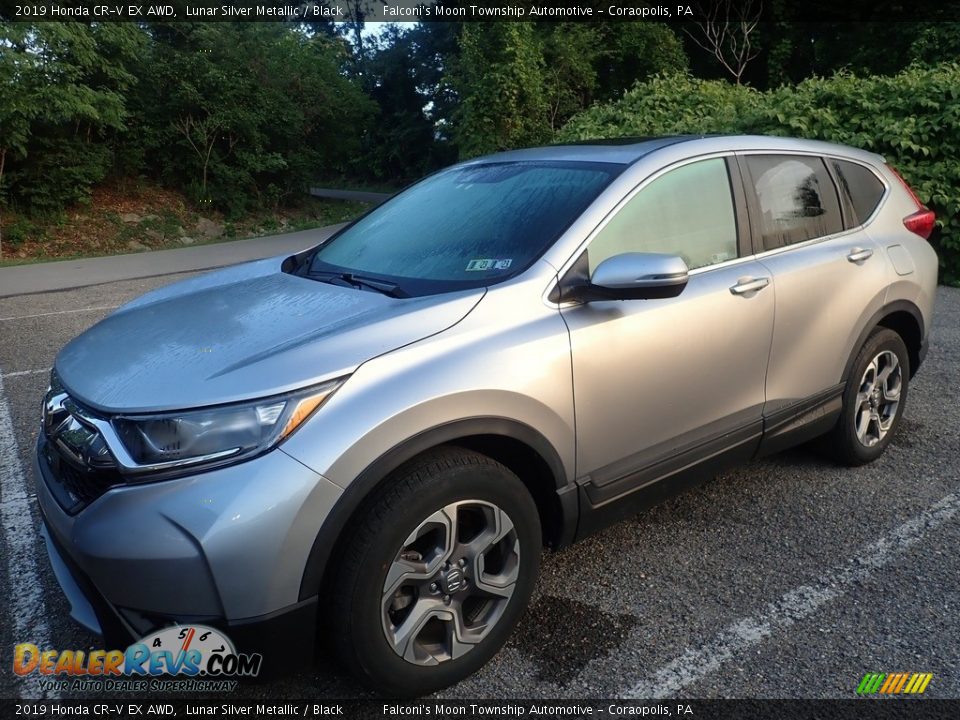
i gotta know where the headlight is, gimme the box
[111,378,344,472]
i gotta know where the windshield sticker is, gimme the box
[466,258,513,271]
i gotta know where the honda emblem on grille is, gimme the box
[43,392,114,470]
[43,392,70,437]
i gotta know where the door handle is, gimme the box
[847,247,874,263]
[729,276,770,295]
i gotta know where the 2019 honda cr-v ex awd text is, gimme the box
[35,135,937,695]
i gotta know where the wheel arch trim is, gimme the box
[842,299,926,383]
[297,417,572,602]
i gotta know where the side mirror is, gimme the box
[576,252,689,301]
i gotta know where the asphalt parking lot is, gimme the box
[1,262,958,701]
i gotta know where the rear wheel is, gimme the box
[329,447,541,696]
[828,328,909,465]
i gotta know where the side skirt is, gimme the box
[756,383,845,458]
[572,384,845,541]
[574,421,762,541]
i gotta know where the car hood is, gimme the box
[55,257,485,413]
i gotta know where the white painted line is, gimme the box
[0,493,36,511]
[1,368,49,379]
[622,490,960,699]
[0,304,118,322]
[0,372,60,699]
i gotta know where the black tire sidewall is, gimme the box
[839,328,910,464]
[341,457,541,696]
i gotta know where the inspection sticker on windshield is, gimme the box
[466,258,512,271]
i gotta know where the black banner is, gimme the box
[3,699,960,720]
[3,0,960,23]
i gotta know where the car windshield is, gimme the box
[303,161,621,296]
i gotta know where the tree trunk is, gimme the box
[202,135,216,196]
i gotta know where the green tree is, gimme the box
[593,23,688,99]
[909,23,960,66]
[1,22,143,216]
[761,18,960,89]
[407,21,463,150]
[0,23,37,257]
[448,21,687,158]
[360,25,445,182]
[540,24,601,131]
[142,22,373,215]
[453,23,551,158]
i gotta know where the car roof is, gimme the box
[471,136,697,165]
[470,135,885,166]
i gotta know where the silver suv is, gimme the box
[35,136,938,695]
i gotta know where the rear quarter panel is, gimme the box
[868,165,939,338]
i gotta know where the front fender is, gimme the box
[293,414,573,602]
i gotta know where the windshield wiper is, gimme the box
[307,271,408,298]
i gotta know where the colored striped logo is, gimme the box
[857,672,933,695]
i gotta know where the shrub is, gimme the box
[559,64,960,284]
[1,216,38,249]
[559,73,761,139]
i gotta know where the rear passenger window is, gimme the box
[832,159,885,226]
[745,155,843,250]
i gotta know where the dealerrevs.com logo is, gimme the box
[13,625,261,692]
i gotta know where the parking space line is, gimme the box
[0,305,118,322]
[621,490,960,699]
[0,373,60,698]
[1,369,49,379]
[0,493,36,510]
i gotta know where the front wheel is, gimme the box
[828,327,910,466]
[329,447,541,696]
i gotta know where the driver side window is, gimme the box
[588,158,739,274]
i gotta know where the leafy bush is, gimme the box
[559,73,761,139]
[560,64,960,284]
[1,216,38,248]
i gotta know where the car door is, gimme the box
[557,155,775,519]
[739,153,891,424]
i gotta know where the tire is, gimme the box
[328,446,541,696]
[828,327,910,466]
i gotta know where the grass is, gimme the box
[0,253,91,268]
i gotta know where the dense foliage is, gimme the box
[560,65,960,283]
[0,23,144,212]
[0,22,372,223]
[142,23,372,216]
[0,19,691,226]
[452,22,687,158]
[1,18,957,280]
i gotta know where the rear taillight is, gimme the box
[889,165,936,240]
[903,208,936,240]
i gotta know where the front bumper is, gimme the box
[34,435,342,672]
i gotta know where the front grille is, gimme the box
[41,380,124,513]
[41,440,124,512]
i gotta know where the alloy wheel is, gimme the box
[380,500,520,666]
[855,349,902,447]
